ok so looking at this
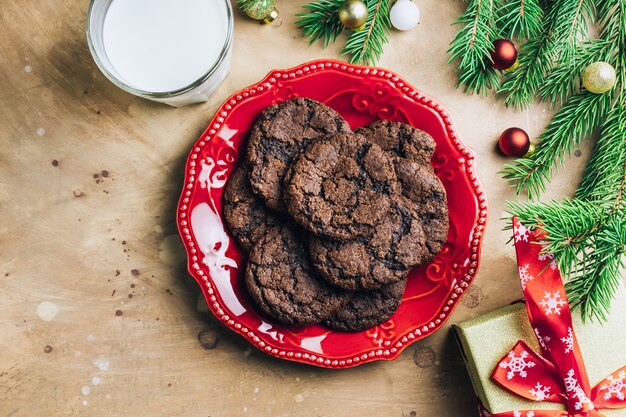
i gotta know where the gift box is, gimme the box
[453,219,626,417]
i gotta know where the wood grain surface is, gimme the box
[0,1,598,416]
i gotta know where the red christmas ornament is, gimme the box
[489,39,518,70]
[499,127,530,157]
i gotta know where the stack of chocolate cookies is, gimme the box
[223,98,448,332]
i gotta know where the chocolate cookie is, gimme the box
[323,280,406,332]
[246,97,351,212]
[245,226,344,326]
[309,196,427,290]
[355,119,436,166]
[223,164,284,250]
[285,132,399,240]
[393,161,449,261]
[358,120,448,261]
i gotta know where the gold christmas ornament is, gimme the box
[523,142,536,158]
[582,62,616,94]
[504,58,519,73]
[244,1,280,23]
[338,0,368,31]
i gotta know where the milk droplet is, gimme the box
[81,386,91,395]
[37,301,58,321]
[294,394,304,403]
[92,377,102,385]
[93,358,110,371]
[37,127,46,136]
[24,65,32,73]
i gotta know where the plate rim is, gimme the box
[176,59,488,368]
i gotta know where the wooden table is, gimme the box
[0,1,594,416]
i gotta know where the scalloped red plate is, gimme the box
[177,59,487,368]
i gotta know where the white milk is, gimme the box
[102,0,228,93]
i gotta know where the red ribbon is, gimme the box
[485,218,626,417]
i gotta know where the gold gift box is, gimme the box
[453,283,626,416]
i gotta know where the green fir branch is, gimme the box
[447,0,500,95]
[296,0,390,65]
[501,92,610,198]
[486,0,626,321]
[498,35,551,108]
[576,100,626,206]
[553,0,595,61]
[565,214,626,322]
[505,199,605,275]
[598,1,626,87]
[538,40,609,107]
[296,0,345,48]
[342,0,391,65]
[506,202,626,322]
[496,0,543,40]
[499,0,595,109]
[563,0,626,322]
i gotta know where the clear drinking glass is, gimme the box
[86,0,233,107]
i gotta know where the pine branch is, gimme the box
[565,214,626,322]
[598,1,626,87]
[496,0,543,40]
[505,202,626,322]
[296,0,345,48]
[502,0,626,322]
[505,199,605,275]
[499,0,595,109]
[447,0,500,95]
[498,35,550,108]
[557,0,595,60]
[501,92,610,198]
[296,0,390,65]
[576,100,626,206]
[538,40,609,108]
[342,0,391,66]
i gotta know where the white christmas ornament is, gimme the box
[390,0,420,31]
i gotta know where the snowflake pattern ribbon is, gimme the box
[486,218,626,417]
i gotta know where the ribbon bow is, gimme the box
[487,218,626,417]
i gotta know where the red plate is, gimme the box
[177,59,487,368]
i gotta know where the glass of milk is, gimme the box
[87,0,233,107]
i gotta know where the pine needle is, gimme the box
[576,99,626,206]
[496,0,543,40]
[444,0,626,321]
[342,0,391,65]
[499,0,595,109]
[501,92,611,198]
[447,0,500,95]
[296,0,391,65]
[566,214,626,322]
[505,200,625,323]
[296,0,345,48]
[538,40,609,108]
